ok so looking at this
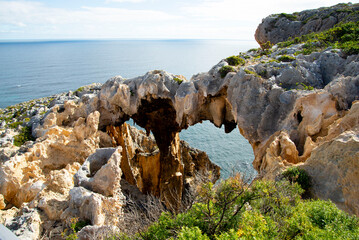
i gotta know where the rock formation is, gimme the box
[255,3,359,47]
[0,3,358,239]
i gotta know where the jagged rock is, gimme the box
[74,147,123,197]
[77,225,118,240]
[61,186,124,226]
[5,206,42,240]
[0,194,5,210]
[255,3,359,47]
[303,129,359,215]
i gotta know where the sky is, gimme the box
[0,0,356,40]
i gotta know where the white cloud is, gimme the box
[106,0,145,3]
[0,0,349,39]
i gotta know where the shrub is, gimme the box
[277,55,296,62]
[225,56,245,66]
[282,166,311,191]
[8,121,23,129]
[277,21,359,55]
[219,65,235,78]
[177,226,210,240]
[173,77,184,85]
[13,126,35,146]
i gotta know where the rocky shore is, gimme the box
[1,3,359,239]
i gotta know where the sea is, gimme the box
[0,39,258,178]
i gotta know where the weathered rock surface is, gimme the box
[0,4,359,238]
[0,88,218,238]
[255,3,359,47]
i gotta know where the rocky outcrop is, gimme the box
[0,5,358,238]
[255,3,359,47]
[0,92,218,238]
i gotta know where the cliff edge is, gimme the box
[0,3,358,239]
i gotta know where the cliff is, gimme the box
[255,2,359,47]
[0,3,359,239]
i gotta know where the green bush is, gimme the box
[123,176,359,240]
[177,226,210,240]
[13,126,35,147]
[219,65,235,78]
[277,21,359,55]
[282,166,311,191]
[226,56,245,66]
[173,77,184,85]
[8,121,23,129]
[278,55,296,62]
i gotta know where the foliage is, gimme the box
[282,167,311,191]
[296,82,314,91]
[176,226,210,240]
[173,77,184,85]
[278,13,298,21]
[75,86,85,92]
[121,176,359,240]
[277,55,296,62]
[61,218,90,240]
[219,65,235,78]
[277,21,359,55]
[8,121,23,129]
[13,126,35,147]
[225,56,245,66]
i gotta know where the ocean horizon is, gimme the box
[0,38,257,178]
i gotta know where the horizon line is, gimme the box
[0,38,258,43]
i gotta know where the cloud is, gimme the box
[106,0,145,3]
[0,0,181,38]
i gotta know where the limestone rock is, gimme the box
[62,186,124,226]
[74,147,123,197]
[5,206,42,240]
[0,194,5,210]
[303,129,359,215]
[255,3,359,47]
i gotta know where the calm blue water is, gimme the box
[0,39,257,178]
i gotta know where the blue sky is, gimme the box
[0,0,355,40]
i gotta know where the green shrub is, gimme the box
[225,56,245,66]
[277,21,359,55]
[283,200,359,239]
[278,55,296,62]
[8,121,23,129]
[282,167,311,191]
[13,126,35,147]
[278,13,297,21]
[219,65,235,78]
[173,77,184,85]
[129,176,359,240]
[177,226,210,240]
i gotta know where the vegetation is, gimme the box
[296,82,314,91]
[277,21,359,55]
[226,56,245,66]
[173,77,184,85]
[277,55,296,62]
[282,166,311,194]
[219,66,235,78]
[62,218,91,240]
[13,126,35,147]
[116,172,359,240]
[277,13,298,21]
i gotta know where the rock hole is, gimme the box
[296,110,303,124]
